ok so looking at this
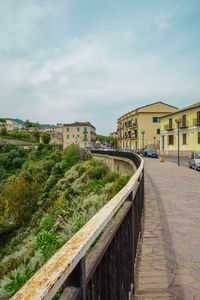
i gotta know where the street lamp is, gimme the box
[141,130,145,149]
[175,117,182,166]
[153,136,156,150]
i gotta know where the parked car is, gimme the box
[133,149,144,156]
[120,148,131,152]
[189,151,200,170]
[144,149,158,158]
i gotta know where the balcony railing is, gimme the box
[12,151,144,300]
[179,121,189,128]
[193,119,200,126]
[164,124,174,131]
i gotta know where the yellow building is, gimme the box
[160,102,200,157]
[117,102,178,150]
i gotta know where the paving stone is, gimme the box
[133,158,200,299]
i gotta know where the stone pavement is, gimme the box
[133,158,200,300]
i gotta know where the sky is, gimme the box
[0,0,200,135]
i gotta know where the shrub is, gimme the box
[0,154,11,169]
[3,270,34,297]
[12,157,23,168]
[8,149,20,160]
[62,145,81,170]
[87,162,109,180]
[0,127,7,136]
[111,175,131,197]
[41,133,51,144]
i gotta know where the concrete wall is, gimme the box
[92,154,137,176]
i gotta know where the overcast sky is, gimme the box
[1,0,200,135]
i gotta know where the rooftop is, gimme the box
[159,101,200,119]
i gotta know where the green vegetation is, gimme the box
[0,143,130,299]
[0,129,38,143]
[41,132,51,144]
[106,135,118,149]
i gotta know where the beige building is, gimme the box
[63,122,96,149]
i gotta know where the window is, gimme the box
[198,132,200,144]
[169,118,172,129]
[182,133,186,145]
[84,134,87,140]
[128,120,132,127]
[77,127,79,132]
[67,128,69,132]
[84,127,87,133]
[157,128,160,134]
[153,117,159,123]
[77,134,79,137]
[67,135,69,139]
[168,135,174,145]
[134,130,137,137]
[182,115,186,126]
[84,142,87,148]
[157,105,160,110]
[197,111,200,124]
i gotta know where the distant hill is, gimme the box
[4,118,25,125]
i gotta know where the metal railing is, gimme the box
[193,119,200,126]
[164,124,174,130]
[12,150,144,300]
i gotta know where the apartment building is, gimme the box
[160,102,200,156]
[117,102,178,150]
[62,122,96,149]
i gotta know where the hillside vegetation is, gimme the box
[0,143,130,299]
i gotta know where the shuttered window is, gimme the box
[169,118,172,129]
[182,115,186,126]
[182,133,186,145]
[198,132,200,144]
[197,111,200,124]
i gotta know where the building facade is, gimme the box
[117,102,178,150]
[160,102,200,157]
[62,122,96,149]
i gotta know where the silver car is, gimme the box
[189,151,200,170]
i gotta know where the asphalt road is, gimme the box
[161,155,189,168]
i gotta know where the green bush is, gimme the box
[0,154,11,169]
[87,162,109,180]
[41,133,51,144]
[62,145,81,170]
[12,157,23,168]
[4,270,34,297]
[111,175,131,197]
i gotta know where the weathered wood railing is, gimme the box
[12,150,144,300]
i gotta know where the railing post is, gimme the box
[63,257,86,300]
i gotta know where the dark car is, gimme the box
[144,149,158,158]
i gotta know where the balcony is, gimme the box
[193,119,200,126]
[164,124,174,131]
[179,121,189,129]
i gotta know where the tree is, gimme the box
[0,127,8,136]
[32,131,40,141]
[106,136,118,149]
[96,135,104,143]
[41,132,51,144]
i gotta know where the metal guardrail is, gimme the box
[12,150,144,300]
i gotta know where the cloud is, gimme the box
[0,1,200,134]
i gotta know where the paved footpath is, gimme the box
[134,158,200,300]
